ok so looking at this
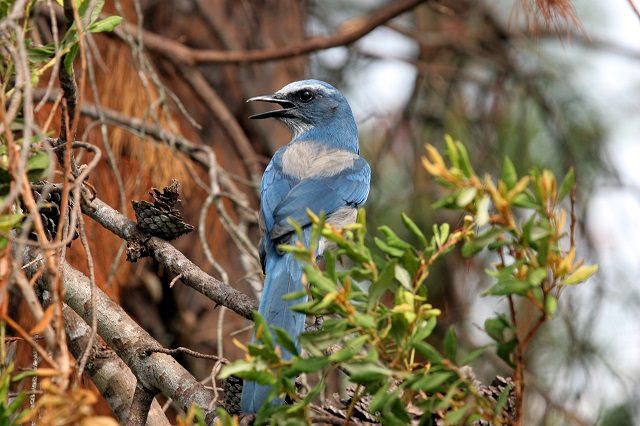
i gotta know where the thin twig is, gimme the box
[178,64,263,190]
[145,346,228,363]
[1,315,58,369]
[628,0,640,20]
[168,272,184,289]
[74,212,98,379]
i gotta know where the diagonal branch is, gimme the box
[115,0,427,64]
[21,246,218,423]
[58,300,170,426]
[82,195,258,320]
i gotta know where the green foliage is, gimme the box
[0,146,50,249]
[219,137,596,424]
[0,323,28,426]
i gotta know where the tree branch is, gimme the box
[21,247,218,423]
[82,195,258,320]
[115,0,427,64]
[59,301,170,426]
[127,383,158,426]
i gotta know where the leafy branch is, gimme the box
[220,137,597,425]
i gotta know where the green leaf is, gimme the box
[544,294,558,317]
[327,337,367,363]
[6,391,27,417]
[528,225,550,242]
[494,381,514,417]
[460,346,486,365]
[413,341,442,363]
[482,279,531,297]
[272,327,298,357]
[431,193,458,210]
[218,360,265,380]
[344,362,391,384]
[444,405,470,425]
[309,210,326,256]
[437,223,450,245]
[484,316,509,342]
[455,141,475,178]
[252,312,273,349]
[352,312,376,329]
[410,316,437,344]
[303,266,338,293]
[368,380,393,413]
[462,227,504,258]
[323,249,336,281]
[444,326,457,362]
[387,398,411,424]
[501,156,518,190]
[557,167,575,202]
[410,371,453,392]
[512,191,539,209]
[285,217,304,242]
[527,268,547,286]
[497,339,517,367]
[286,356,330,375]
[374,237,405,257]
[27,45,55,62]
[0,213,25,231]
[25,150,50,181]
[444,134,459,168]
[281,289,308,301]
[401,212,428,247]
[368,260,396,310]
[89,0,106,24]
[378,225,411,250]
[88,16,123,33]
[64,42,79,75]
[394,264,412,289]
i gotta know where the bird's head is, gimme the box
[247,80,358,148]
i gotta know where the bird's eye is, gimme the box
[298,90,314,102]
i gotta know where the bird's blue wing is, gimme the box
[259,149,293,236]
[269,157,370,240]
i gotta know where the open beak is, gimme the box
[247,94,295,119]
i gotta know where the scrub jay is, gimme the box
[240,80,371,413]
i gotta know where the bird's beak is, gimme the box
[247,94,295,120]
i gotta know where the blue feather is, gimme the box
[241,80,371,414]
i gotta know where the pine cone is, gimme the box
[132,179,194,241]
[223,375,243,415]
[30,185,78,245]
[475,376,517,425]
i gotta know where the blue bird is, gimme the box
[240,80,371,413]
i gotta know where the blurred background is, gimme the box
[18,0,640,424]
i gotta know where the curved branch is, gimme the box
[116,0,427,64]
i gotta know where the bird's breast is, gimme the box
[281,142,359,181]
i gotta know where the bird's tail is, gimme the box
[240,227,311,414]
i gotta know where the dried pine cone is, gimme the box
[29,185,78,245]
[223,375,243,415]
[132,179,194,241]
